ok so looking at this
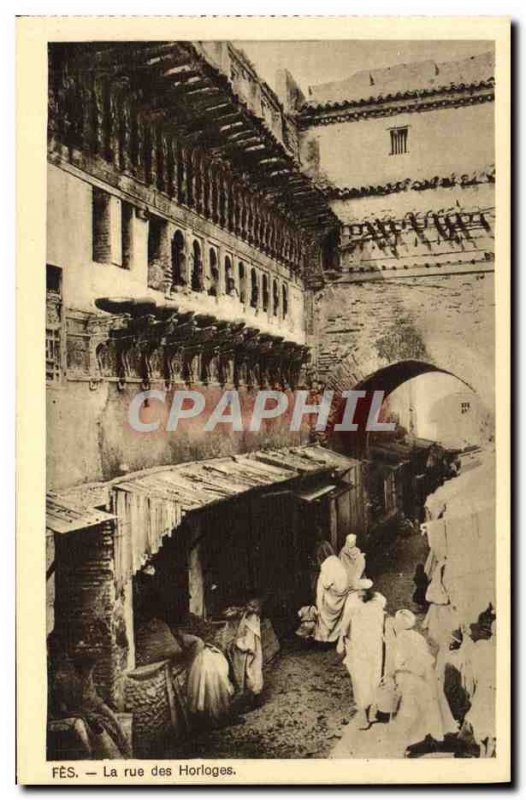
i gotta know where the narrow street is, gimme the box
[176,527,429,759]
[176,643,351,759]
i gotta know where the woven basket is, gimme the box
[123,662,173,758]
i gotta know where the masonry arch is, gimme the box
[328,359,479,456]
[353,359,475,396]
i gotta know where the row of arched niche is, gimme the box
[171,230,289,319]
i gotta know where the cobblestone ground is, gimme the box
[367,529,429,622]
[175,530,428,759]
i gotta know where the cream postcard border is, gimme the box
[16,15,511,785]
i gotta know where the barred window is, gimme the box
[389,126,409,155]
[46,265,63,383]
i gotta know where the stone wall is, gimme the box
[300,102,494,190]
[47,382,309,490]
[53,522,123,702]
[301,89,495,194]
[302,83,495,420]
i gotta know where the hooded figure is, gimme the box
[337,580,386,729]
[52,644,132,759]
[338,534,366,590]
[389,609,457,751]
[314,542,350,643]
[230,599,264,698]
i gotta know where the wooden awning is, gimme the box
[46,493,116,534]
[51,445,357,588]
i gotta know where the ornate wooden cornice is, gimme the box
[65,300,312,391]
[297,79,495,128]
[322,166,495,201]
[324,205,496,283]
[325,255,495,284]
[48,42,338,246]
[340,207,494,249]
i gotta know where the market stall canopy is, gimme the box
[50,445,358,589]
[423,450,496,628]
[425,451,494,521]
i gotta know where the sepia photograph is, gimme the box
[16,15,511,785]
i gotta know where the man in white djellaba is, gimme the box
[337,579,387,729]
[313,541,350,643]
[388,609,458,753]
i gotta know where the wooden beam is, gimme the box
[201,101,232,114]
[162,65,200,78]
[219,120,245,133]
[185,86,220,97]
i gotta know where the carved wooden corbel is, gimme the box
[255,336,275,389]
[162,315,196,389]
[179,316,217,385]
[233,327,259,387]
[199,320,228,385]
[216,322,245,386]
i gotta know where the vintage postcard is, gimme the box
[17,16,511,785]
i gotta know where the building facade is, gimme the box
[293,52,495,414]
[46,42,365,709]
[45,42,496,728]
[47,41,342,490]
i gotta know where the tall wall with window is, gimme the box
[297,55,495,271]
[297,61,495,257]
[299,102,494,193]
[294,54,496,420]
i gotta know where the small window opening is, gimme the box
[389,126,409,155]
[282,283,288,318]
[262,274,269,311]
[209,248,219,296]
[272,279,279,316]
[191,240,203,292]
